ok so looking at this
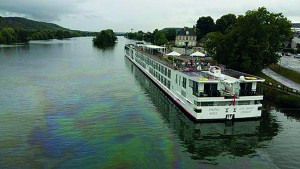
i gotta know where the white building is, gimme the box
[175,27,197,47]
[291,37,300,49]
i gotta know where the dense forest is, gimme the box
[0,17,96,44]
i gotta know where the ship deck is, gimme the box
[126,44,263,82]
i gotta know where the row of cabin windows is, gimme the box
[191,81,219,97]
[194,101,258,106]
[136,51,171,79]
[150,67,171,89]
[175,74,187,89]
[149,58,171,79]
[135,55,146,68]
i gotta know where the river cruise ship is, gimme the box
[124,42,265,121]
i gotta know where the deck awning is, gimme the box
[142,45,167,55]
[143,45,166,49]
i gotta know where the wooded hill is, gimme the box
[0,16,96,44]
[0,17,64,30]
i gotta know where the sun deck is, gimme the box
[126,44,263,82]
[183,71,218,81]
[223,69,264,81]
[127,44,209,72]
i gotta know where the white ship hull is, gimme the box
[125,45,263,121]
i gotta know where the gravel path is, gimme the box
[262,68,300,91]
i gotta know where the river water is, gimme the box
[0,37,300,169]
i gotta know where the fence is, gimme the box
[259,81,300,96]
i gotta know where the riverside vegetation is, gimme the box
[0,17,95,44]
[93,29,117,47]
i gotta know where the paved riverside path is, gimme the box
[279,56,300,73]
[262,68,300,91]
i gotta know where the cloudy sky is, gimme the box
[0,0,299,32]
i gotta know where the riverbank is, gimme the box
[257,70,300,109]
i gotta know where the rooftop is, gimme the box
[177,27,196,36]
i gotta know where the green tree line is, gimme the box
[124,7,292,74]
[195,7,292,74]
[0,27,96,44]
[125,28,177,46]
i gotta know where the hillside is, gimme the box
[0,16,97,44]
[0,16,65,30]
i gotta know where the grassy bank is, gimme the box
[256,71,300,108]
[268,64,300,84]
[259,84,300,108]
[255,72,280,84]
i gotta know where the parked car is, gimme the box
[294,54,300,58]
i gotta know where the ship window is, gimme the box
[238,101,250,105]
[176,74,178,84]
[240,83,253,96]
[192,81,199,96]
[189,79,193,87]
[201,102,214,106]
[167,80,170,89]
[165,67,167,76]
[168,69,171,78]
[194,101,201,106]
[204,83,218,96]
[182,77,187,89]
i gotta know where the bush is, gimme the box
[276,95,300,108]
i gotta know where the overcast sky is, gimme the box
[0,0,299,32]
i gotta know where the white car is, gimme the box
[294,54,300,58]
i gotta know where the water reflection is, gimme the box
[93,43,116,51]
[264,101,300,122]
[125,57,280,164]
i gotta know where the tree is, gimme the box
[93,29,117,46]
[63,30,72,38]
[196,16,215,40]
[215,14,237,34]
[205,7,292,74]
[144,32,154,42]
[55,30,64,39]
[154,31,168,46]
[15,28,29,42]
[1,28,16,44]
[165,29,177,41]
[136,31,144,41]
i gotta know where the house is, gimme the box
[175,27,197,47]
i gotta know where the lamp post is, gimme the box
[185,41,188,57]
